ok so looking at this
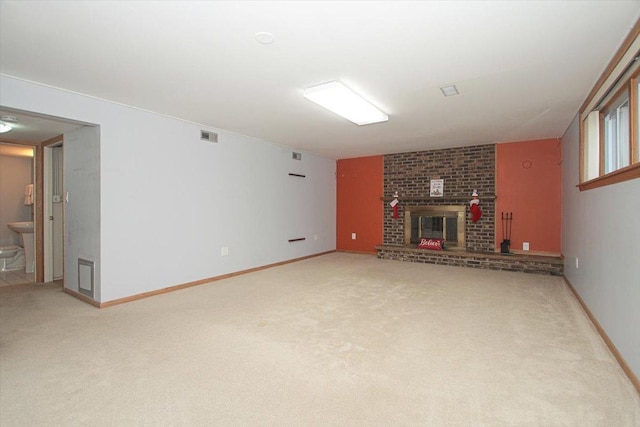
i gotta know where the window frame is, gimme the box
[579,20,640,191]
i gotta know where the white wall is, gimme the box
[63,126,101,298]
[562,115,640,379]
[0,153,32,247]
[0,75,336,302]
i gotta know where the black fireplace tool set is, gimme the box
[500,212,513,254]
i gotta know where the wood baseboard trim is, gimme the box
[63,288,101,308]
[336,249,378,255]
[563,275,640,395]
[97,250,336,309]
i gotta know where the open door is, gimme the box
[43,142,64,283]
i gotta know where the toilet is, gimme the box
[0,245,26,272]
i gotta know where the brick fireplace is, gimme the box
[374,143,562,276]
[383,144,496,252]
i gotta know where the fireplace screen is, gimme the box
[410,216,457,242]
[404,205,466,249]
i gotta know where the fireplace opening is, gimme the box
[404,205,466,249]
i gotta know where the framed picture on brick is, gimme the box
[430,179,444,197]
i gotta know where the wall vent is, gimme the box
[292,152,302,160]
[78,258,95,298]
[201,130,218,142]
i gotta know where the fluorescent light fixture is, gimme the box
[0,122,12,133]
[440,84,459,97]
[304,81,388,125]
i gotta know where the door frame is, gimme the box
[41,137,64,283]
[33,135,64,283]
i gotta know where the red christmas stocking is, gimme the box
[390,198,399,219]
[470,203,482,222]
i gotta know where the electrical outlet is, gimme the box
[314,235,318,241]
[575,257,579,269]
[523,242,530,251]
[221,247,229,256]
[351,233,356,240]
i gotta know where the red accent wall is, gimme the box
[336,156,383,253]
[495,139,562,254]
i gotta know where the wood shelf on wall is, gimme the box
[379,195,497,202]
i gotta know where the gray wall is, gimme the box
[1,75,336,303]
[63,126,101,299]
[0,153,33,246]
[562,115,640,379]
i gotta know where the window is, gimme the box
[579,20,640,191]
[602,89,630,175]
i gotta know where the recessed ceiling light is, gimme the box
[304,81,388,126]
[0,122,13,133]
[440,84,459,97]
[255,32,275,44]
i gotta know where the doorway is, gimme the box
[43,142,64,283]
[0,107,89,285]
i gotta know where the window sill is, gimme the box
[579,163,640,191]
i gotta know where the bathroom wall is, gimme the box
[0,75,336,303]
[0,151,33,246]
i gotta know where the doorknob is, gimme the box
[49,216,54,220]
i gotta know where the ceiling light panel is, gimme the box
[304,81,388,126]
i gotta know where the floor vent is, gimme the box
[201,130,218,142]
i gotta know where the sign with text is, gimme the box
[418,238,445,251]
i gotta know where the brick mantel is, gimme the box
[380,196,497,202]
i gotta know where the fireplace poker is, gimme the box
[500,212,513,254]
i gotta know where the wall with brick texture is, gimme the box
[383,144,495,252]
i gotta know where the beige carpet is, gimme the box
[1,252,639,426]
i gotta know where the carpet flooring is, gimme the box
[1,252,639,426]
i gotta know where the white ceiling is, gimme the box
[0,108,85,145]
[1,1,639,159]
